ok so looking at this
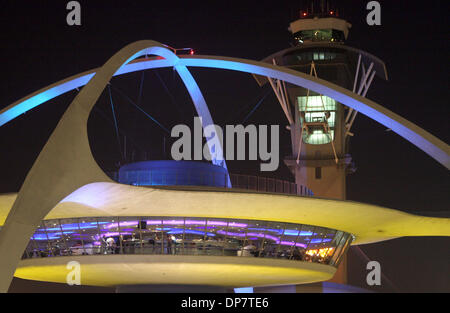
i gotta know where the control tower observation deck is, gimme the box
[253,8,389,285]
[255,9,388,201]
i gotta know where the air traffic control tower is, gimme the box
[254,5,388,285]
[256,7,388,201]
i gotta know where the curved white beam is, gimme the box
[0,58,230,179]
[1,55,448,169]
[174,64,229,178]
[182,56,450,169]
[0,59,169,127]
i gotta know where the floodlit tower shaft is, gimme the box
[286,15,354,201]
[255,12,388,285]
[256,14,388,200]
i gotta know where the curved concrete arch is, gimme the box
[0,40,228,292]
[0,59,229,175]
[1,56,448,169]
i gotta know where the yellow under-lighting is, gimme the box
[15,255,335,287]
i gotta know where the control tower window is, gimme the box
[298,95,337,145]
[283,50,337,64]
[293,29,345,44]
[314,52,325,60]
[331,30,345,42]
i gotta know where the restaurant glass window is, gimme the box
[204,218,228,256]
[258,221,281,258]
[223,219,247,257]
[22,236,34,259]
[145,217,163,254]
[163,217,186,255]
[24,217,354,268]
[241,220,258,257]
[97,217,119,255]
[184,217,206,255]
[299,225,317,262]
[335,233,352,266]
[76,217,101,255]
[42,220,61,257]
[279,223,303,260]
[55,218,81,256]
[27,227,43,259]
[329,232,348,266]
[246,220,267,258]
[221,219,240,256]
[294,224,312,261]
[274,223,295,259]
[304,227,336,264]
[118,217,140,254]
[33,221,50,257]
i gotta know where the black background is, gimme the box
[0,0,448,292]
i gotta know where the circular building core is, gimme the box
[118,160,230,188]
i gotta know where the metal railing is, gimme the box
[230,174,313,196]
[107,171,314,197]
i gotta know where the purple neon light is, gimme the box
[146,220,162,225]
[32,217,331,250]
[103,221,139,229]
[215,230,307,248]
[145,219,247,228]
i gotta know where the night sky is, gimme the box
[0,0,448,292]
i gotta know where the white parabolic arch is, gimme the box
[0,41,229,292]
[0,40,449,292]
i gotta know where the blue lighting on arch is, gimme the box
[0,49,448,169]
